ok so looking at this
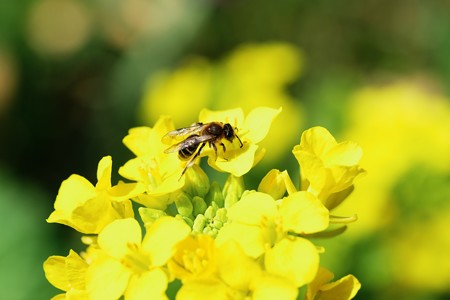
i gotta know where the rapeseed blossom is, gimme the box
[45,107,363,299]
[198,106,281,176]
[47,156,144,234]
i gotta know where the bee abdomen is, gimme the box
[179,146,197,160]
[178,135,200,160]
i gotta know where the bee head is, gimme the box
[223,123,235,141]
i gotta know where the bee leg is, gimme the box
[180,143,206,179]
[220,143,228,161]
[210,142,218,161]
[236,134,243,148]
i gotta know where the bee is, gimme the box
[163,122,244,176]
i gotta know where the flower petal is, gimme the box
[142,217,191,266]
[227,191,277,224]
[314,274,361,300]
[65,250,88,290]
[70,196,119,234]
[50,175,96,214]
[125,269,168,300]
[118,157,143,182]
[207,143,258,177]
[177,279,229,300]
[153,115,176,142]
[123,126,158,157]
[243,107,281,143]
[323,141,363,167]
[258,169,287,200]
[305,267,334,300]
[108,182,146,202]
[96,156,112,191]
[298,126,337,157]
[43,255,69,291]
[86,257,131,300]
[216,241,261,290]
[98,218,142,259]
[279,191,329,234]
[216,223,266,258]
[199,108,244,127]
[265,238,319,287]
[49,194,116,234]
[252,273,298,300]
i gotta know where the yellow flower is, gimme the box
[43,250,89,299]
[47,156,144,234]
[44,105,363,299]
[197,106,281,177]
[216,191,327,287]
[293,126,365,206]
[305,267,360,300]
[85,217,190,300]
[119,116,185,209]
[258,169,298,199]
[168,234,217,281]
[176,240,298,300]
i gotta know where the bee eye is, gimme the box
[223,124,234,139]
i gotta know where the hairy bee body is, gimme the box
[163,122,243,177]
[178,134,201,160]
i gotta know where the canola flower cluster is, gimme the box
[44,107,364,300]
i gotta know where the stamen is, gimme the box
[329,214,358,224]
[282,171,297,195]
[122,243,152,275]
[299,226,348,238]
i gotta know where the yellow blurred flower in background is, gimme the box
[339,82,450,235]
[330,81,450,295]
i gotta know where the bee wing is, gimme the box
[164,134,215,154]
[164,139,189,153]
[161,123,205,144]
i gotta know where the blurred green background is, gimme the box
[1,0,450,299]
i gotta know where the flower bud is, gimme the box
[184,165,210,198]
[205,181,224,208]
[214,207,228,224]
[258,169,287,199]
[192,196,207,216]
[175,192,193,218]
[223,174,245,209]
[204,202,218,219]
[207,227,219,237]
[192,214,207,233]
[176,215,194,228]
[138,207,167,228]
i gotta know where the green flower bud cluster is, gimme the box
[137,164,246,238]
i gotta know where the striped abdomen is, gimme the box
[178,135,200,160]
